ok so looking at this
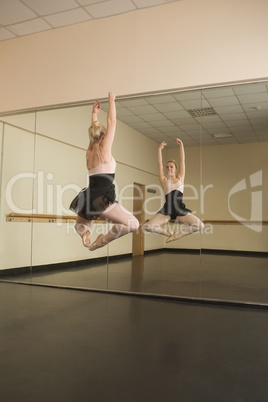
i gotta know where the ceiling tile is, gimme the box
[8,18,52,36]
[202,88,235,98]
[0,27,16,40]
[140,113,168,122]
[118,98,149,107]
[172,118,195,126]
[205,127,229,135]
[179,124,200,131]
[173,91,201,101]
[242,102,268,112]
[225,120,252,128]
[250,118,268,126]
[167,131,188,138]
[85,0,136,18]
[0,0,36,25]
[129,105,159,115]
[253,126,268,133]
[119,115,144,124]
[232,127,255,137]
[132,0,165,7]
[159,126,181,133]
[145,94,177,104]
[183,129,201,135]
[163,111,190,120]
[230,126,255,133]
[238,137,259,144]
[208,96,240,107]
[238,93,268,104]
[180,99,210,109]
[233,83,267,95]
[256,133,268,140]
[130,122,154,129]
[220,113,247,121]
[213,105,244,115]
[76,0,107,5]
[195,115,222,124]
[154,102,184,113]
[116,109,134,117]
[150,121,175,129]
[22,0,78,15]
[215,138,238,144]
[246,110,268,120]
[139,128,162,135]
[44,9,92,27]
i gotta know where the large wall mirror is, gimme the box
[0,81,267,306]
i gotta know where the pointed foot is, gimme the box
[82,231,91,248]
[165,232,182,243]
[89,234,108,251]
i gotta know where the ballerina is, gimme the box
[143,138,204,242]
[70,92,139,251]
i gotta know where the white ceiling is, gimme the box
[0,0,181,42]
[101,82,268,147]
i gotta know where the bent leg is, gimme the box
[143,213,173,237]
[89,203,139,251]
[75,216,94,247]
[166,213,204,243]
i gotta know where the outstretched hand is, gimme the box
[108,91,116,101]
[93,100,101,114]
[159,141,167,150]
[176,138,183,146]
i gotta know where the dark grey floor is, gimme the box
[1,282,268,402]
[2,251,268,305]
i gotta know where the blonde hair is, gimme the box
[88,121,107,143]
[166,160,178,169]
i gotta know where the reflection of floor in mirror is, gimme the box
[2,251,268,305]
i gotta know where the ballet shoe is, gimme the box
[89,234,108,251]
[82,231,91,248]
[165,232,182,243]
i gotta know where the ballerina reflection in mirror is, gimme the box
[70,92,139,251]
[143,138,204,243]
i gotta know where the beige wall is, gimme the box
[0,123,35,269]
[1,0,268,114]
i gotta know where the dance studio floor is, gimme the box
[1,282,268,402]
[2,251,268,306]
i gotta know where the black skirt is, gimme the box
[158,190,192,220]
[69,173,116,220]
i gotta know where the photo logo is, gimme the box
[228,170,262,232]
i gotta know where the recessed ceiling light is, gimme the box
[188,107,217,117]
[212,133,233,139]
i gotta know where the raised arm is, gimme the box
[91,100,100,124]
[176,138,185,181]
[158,141,167,183]
[102,92,116,151]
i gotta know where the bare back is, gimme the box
[86,142,112,171]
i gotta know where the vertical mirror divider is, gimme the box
[0,123,4,272]
[29,111,37,282]
[199,90,203,299]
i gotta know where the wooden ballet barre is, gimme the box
[6,213,105,223]
[166,219,267,225]
[202,220,268,225]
